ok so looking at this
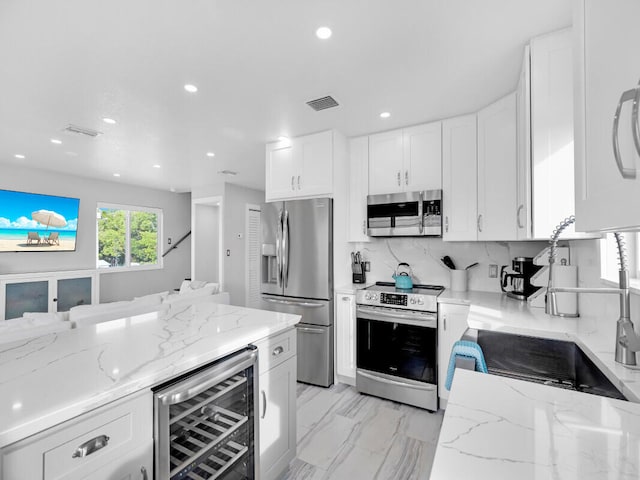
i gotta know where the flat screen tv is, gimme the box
[0,189,80,252]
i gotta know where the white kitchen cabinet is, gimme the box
[1,391,153,480]
[0,269,98,320]
[437,303,470,407]
[516,46,532,240]
[265,130,334,202]
[255,328,297,480]
[347,137,370,242]
[442,114,478,241]
[477,92,518,241]
[575,1,640,232]
[335,291,356,385]
[368,122,442,195]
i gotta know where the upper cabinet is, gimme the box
[265,130,334,202]
[368,122,442,195]
[477,92,518,241]
[442,114,478,241]
[516,46,532,240]
[574,1,640,231]
[347,136,370,242]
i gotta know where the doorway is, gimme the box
[191,196,224,286]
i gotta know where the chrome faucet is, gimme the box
[546,216,640,366]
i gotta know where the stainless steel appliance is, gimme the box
[500,256,542,300]
[356,282,444,411]
[366,190,442,237]
[153,346,259,480]
[260,198,334,387]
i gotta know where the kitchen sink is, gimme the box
[467,330,627,401]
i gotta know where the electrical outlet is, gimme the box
[364,261,370,272]
[226,249,231,256]
[489,264,498,278]
[167,237,172,245]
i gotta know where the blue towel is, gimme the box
[445,340,488,391]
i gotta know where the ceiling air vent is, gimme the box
[306,95,339,111]
[63,124,103,138]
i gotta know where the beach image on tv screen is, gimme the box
[0,189,79,252]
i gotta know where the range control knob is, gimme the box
[364,293,371,300]
[417,298,424,305]
[410,298,416,304]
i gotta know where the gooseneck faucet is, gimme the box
[546,215,640,366]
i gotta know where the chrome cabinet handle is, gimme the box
[445,216,449,233]
[612,88,638,179]
[517,204,524,229]
[443,315,447,331]
[477,214,483,233]
[141,466,148,480]
[72,434,109,458]
[405,170,409,185]
[397,171,401,186]
[362,220,366,235]
[261,390,267,419]
[632,80,640,158]
[291,175,295,190]
[297,175,301,190]
[272,345,284,356]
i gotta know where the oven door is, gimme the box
[356,306,437,410]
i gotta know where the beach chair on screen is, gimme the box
[46,232,60,245]
[27,232,41,245]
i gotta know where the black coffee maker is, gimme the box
[500,257,542,300]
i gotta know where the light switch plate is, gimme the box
[489,264,498,278]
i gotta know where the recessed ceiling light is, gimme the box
[206,152,215,157]
[50,138,62,144]
[316,26,332,40]
[380,112,391,119]
[14,154,25,159]
[103,117,117,125]
[184,84,198,93]
[113,173,120,177]
[12,402,22,411]
[153,164,161,168]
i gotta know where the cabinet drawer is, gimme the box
[2,391,152,480]
[255,328,296,374]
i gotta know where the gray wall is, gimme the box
[0,165,191,302]
[193,203,219,282]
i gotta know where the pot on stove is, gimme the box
[392,262,414,289]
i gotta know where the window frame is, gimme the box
[96,202,164,273]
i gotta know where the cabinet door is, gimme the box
[335,293,356,384]
[265,142,296,201]
[87,442,153,480]
[477,92,518,241]
[348,137,370,242]
[368,129,404,195]
[516,46,532,240]
[56,277,93,312]
[530,28,577,238]
[575,1,640,231]
[3,279,49,320]
[259,357,296,480]
[442,115,478,241]
[403,122,442,191]
[437,303,470,405]
[296,130,333,198]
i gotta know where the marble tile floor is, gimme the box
[283,382,444,480]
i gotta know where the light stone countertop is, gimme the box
[0,302,300,448]
[432,289,640,479]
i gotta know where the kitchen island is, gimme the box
[0,301,300,478]
[432,290,640,479]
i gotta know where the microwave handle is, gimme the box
[418,191,424,234]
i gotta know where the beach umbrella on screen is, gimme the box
[31,209,67,229]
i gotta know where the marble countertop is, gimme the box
[0,302,300,448]
[431,369,640,480]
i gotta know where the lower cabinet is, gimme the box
[437,303,470,407]
[335,291,356,385]
[1,391,153,480]
[256,328,297,480]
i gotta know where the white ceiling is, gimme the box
[0,0,572,193]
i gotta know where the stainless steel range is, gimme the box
[356,282,444,411]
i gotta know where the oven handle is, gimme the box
[156,348,257,406]
[356,305,436,324]
[357,370,436,391]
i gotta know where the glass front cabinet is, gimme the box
[0,270,98,320]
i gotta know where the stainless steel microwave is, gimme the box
[366,190,442,237]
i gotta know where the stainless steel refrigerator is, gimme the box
[261,197,333,387]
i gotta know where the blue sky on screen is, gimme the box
[0,189,79,231]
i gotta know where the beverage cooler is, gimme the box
[153,347,259,479]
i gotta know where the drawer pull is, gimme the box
[261,390,267,419]
[272,346,284,356]
[71,434,110,458]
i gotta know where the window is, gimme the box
[97,204,162,270]
[600,232,640,288]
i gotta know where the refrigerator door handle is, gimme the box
[276,209,283,287]
[282,209,290,288]
[262,297,324,308]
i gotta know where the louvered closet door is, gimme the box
[246,206,261,308]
